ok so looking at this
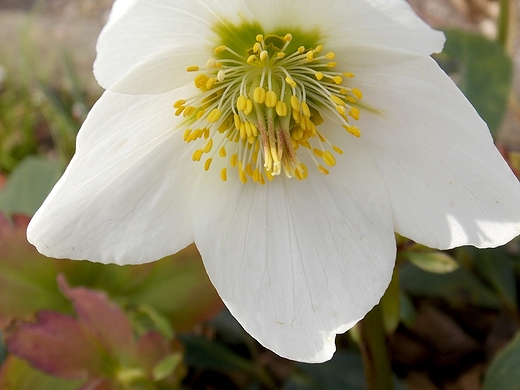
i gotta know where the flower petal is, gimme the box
[27,88,197,264]
[94,0,254,94]
[350,56,520,249]
[243,0,444,60]
[192,150,395,362]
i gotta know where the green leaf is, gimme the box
[152,353,182,381]
[379,268,400,334]
[0,215,69,316]
[182,335,253,373]
[0,356,82,390]
[403,251,459,274]
[400,262,500,309]
[0,156,64,216]
[471,246,517,309]
[483,332,520,390]
[399,292,416,328]
[436,29,513,136]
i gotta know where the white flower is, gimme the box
[27,0,520,363]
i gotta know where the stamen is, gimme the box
[174,32,364,184]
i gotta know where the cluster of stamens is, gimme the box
[174,32,363,184]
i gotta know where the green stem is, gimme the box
[358,304,394,390]
[498,0,514,53]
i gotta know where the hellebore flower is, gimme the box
[27,0,520,362]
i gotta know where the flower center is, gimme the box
[174,32,363,184]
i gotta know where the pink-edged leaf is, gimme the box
[0,214,68,318]
[6,311,105,380]
[0,355,82,390]
[58,274,135,360]
[123,245,223,331]
[135,331,171,374]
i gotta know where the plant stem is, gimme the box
[358,304,394,390]
[498,0,515,54]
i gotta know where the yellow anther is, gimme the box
[336,106,346,115]
[254,87,266,104]
[220,167,227,182]
[313,148,324,158]
[173,99,186,108]
[349,107,360,120]
[265,91,278,108]
[247,55,257,65]
[325,52,335,59]
[192,149,203,161]
[244,99,253,115]
[290,95,300,111]
[186,65,200,72]
[333,76,343,85]
[318,165,330,175]
[292,108,300,122]
[331,95,345,106]
[233,113,241,129]
[205,77,217,90]
[217,70,225,82]
[343,125,361,137]
[183,129,192,142]
[196,109,205,120]
[203,139,213,153]
[183,106,196,117]
[298,46,305,53]
[175,106,185,116]
[332,146,344,155]
[285,76,297,88]
[345,96,358,104]
[265,169,274,181]
[322,151,336,167]
[246,163,254,176]
[291,126,303,141]
[352,88,363,99]
[315,72,323,80]
[253,42,262,53]
[204,158,213,171]
[277,52,286,59]
[239,163,247,183]
[230,153,238,167]
[343,72,355,78]
[314,45,323,53]
[207,108,222,123]
[256,34,264,42]
[276,101,288,117]
[306,51,315,61]
[284,33,293,42]
[339,88,348,95]
[214,45,227,53]
[219,146,227,157]
[203,128,210,139]
[239,123,247,140]
[327,62,337,68]
[250,122,258,136]
[301,101,311,117]
[237,95,247,111]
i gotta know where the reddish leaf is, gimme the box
[136,331,172,374]
[58,275,135,360]
[6,311,105,380]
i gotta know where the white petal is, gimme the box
[243,0,444,60]
[192,150,395,362]
[27,88,198,264]
[349,56,520,249]
[94,0,254,94]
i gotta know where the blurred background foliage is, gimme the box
[1,0,520,389]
